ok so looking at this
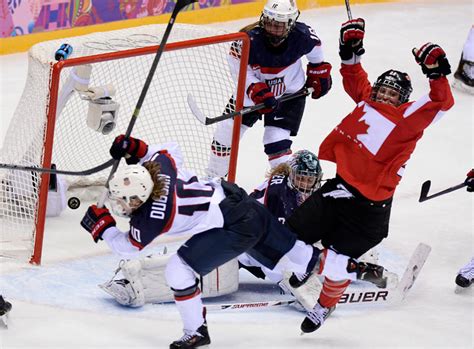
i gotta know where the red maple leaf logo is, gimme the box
[340,104,369,140]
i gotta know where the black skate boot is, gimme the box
[347,259,388,288]
[454,56,474,86]
[455,258,474,290]
[169,322,211,349]
[300,301,336,334]
[453,55,474,94]
[455,274,472,288]
[0,295,12,316]
[288,272,311,288]
[289,246,321,288]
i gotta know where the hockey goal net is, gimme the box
[0,24,249,265]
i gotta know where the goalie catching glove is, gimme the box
[306,62,332,99]
[81,205,116,242]
[247,82,279,114]
[110,135,148,164]
[412,43,451,79]
[339,18,365,61]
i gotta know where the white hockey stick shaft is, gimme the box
[204,299,296,312]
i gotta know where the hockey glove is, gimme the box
[412,43,451,79]
[81,204,116,243]
[465,169,474,192]
[110,135,148,164]
[339,18,365,61]
[306,62,333,99]
[247,82,279,114]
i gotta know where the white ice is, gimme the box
[0,0,472,348]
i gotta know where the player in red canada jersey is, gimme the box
[286,17,454,334]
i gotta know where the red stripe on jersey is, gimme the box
[129,235,145,250]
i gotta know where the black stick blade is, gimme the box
[419,180,431,202]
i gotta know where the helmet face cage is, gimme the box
[371,70,413,105]
[260,0,299,46]
[288,150,323,195]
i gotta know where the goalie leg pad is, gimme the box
[101,253,239,307]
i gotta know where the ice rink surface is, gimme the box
[0,0,472,348]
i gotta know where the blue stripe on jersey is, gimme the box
[247,22,321,68]
[129,151,177,248]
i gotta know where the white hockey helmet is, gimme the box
[260,0,300,46]
[108,164,154,217]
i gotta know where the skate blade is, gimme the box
[451,79,474,95]
[454,285,473,294]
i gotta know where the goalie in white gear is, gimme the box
[206,0,332,177]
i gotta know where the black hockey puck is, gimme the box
[68,197,81,210]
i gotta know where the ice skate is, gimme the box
[300,301,335,334]
[169,322,211,349]
[0,296,12,328]
[452,56,474,94]
[454,258,474,293]
[279,272,322,312]
[347,260,391,288]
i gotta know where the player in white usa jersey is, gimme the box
[81,135,391,348]
[207,0,333,178]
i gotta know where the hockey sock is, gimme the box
[318,277,351,308]
[174,286,205,334]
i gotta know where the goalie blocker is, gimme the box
[100,253,239,307]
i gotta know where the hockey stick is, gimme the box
[418,180,467,202]
[207,243,431,311]
[188,87,314,126]
[344,0,353,19]
[0,159,114,176]
[204,299,296,312]
[98,0,197,206]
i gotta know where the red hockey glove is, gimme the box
[339,18,365,60]
[247,82,279,114]
[80,205,116,242]
[465,169,474,192]
[412,43,451,79]
[110,135,148,164]
[306,62,332,99]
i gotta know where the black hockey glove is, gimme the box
[339,18,365,61]
[412,43,451,79]
[80,205,116,242]
[110,135,148,164]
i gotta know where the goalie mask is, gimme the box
[260,0,300,46]
[108,165,154,217]
[288,150,323,195]
[371,70,413,106]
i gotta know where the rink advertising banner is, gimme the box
[0,0,396,54]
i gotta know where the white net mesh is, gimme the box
[0,24,245,262]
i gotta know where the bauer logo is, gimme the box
[338,290,389,304]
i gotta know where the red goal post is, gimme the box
[0,24,250,265]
